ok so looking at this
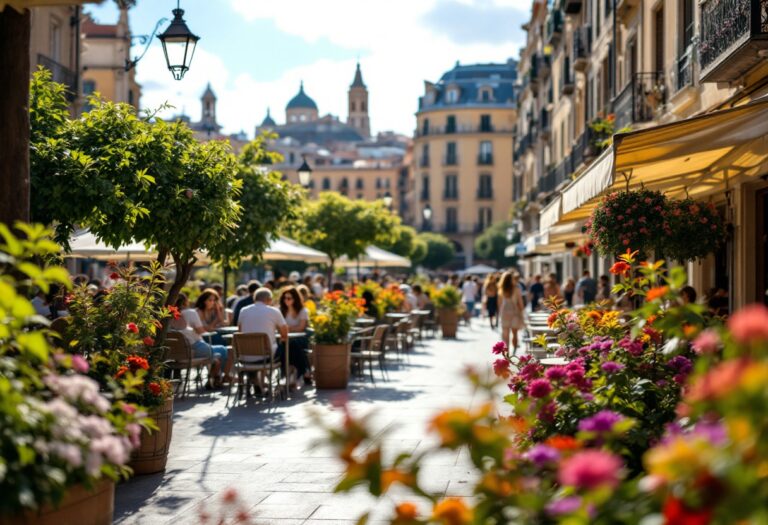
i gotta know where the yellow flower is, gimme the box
[645,435,714,480]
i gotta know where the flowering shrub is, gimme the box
[572,240,593,258]
[0,224,148,515]
[431,285,462,311]
[61,262,173,408]
[310,291,365,344]
[355,282,405,318]
[663,198,727,261]
[586,189,669,257]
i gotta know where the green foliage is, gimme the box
[417,233,455,269]
[432,285,462,310]
[473,221,516,267]
[0,223,148,514]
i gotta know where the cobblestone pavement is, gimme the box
[115,321,503,524]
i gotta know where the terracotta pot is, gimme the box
[128,396,173,475]
[313,343,351,389]
[438,308,459,338]
[0,480,114,525]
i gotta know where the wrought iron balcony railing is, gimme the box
[443,154,459,166]
[612,72,666,129]
[573,26,591,72]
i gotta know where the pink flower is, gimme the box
[527,378,553,398]
[727,304,768,344]
[72,354,89,374]
[126,322,139,334]
[558,450,623,490]
[692,329,720,354]
[492,341,507,355]
[545,366,567,381]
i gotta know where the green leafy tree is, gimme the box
[299,193,397,279]
[474,221,516,268]
[418,232,455,269]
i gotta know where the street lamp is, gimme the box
[422,204,432,221]
[157,1,200,81]
[383,191,393,209]
[297,155,313,187]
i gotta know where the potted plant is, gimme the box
[0,224,148,525]
[663,198,727,261]
[432,285,462,338]
[62,263,175,475]
[310,291,365,389]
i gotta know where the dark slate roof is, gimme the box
[351,63,366,88]
[286,82,318,110]
[419,60,518,110]
[261,108,276,127]
[273,118,363,145]
[202,82,216,99]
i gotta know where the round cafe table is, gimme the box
[216,326,239,334]
[385,313,408,324]
[355,318,375,326]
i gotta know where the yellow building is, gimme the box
[414,60,518,266]
[81,7,141,110]
[514,0,768,308]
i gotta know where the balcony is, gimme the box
[477,153,493,165]
[419,156,430,167]
[545,10,564,46]
[612,72,666,129]
[514,129,534,160]
[672,46,696,94]
[573,26,591,72]
[538,109,551,139]
[443,154,459,166]
[413,125,514,137]
[699,0,768,82]
[564,0,583,14]
[37,54,77,101]
[561,59,575,95]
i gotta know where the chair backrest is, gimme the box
[165,332,191,364]
[233,332,273,361]
[370,324,389,352]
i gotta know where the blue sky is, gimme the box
[87,0,529,136]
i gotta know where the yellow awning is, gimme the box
[1,0,101,10]
[539,195,562,231]
[553,96,768,225]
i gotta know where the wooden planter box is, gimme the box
[0,480,114,525]
[438,308,459,338]
[313,343,351,389]
[128,396,173,475]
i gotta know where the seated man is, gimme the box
[238,288,290,389]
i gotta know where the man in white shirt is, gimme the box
[238,288,290,392]
[461,276,479,321]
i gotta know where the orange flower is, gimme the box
[479,473,514,496]
[587,310,602,322]
[381,468,415,491]
[610,261,631,277]
[395,502,419,521]
[433,498,472,525]
[544,435,581,452]
[646,286,669,302]
[429,409,471,447]
[506,415,529,434]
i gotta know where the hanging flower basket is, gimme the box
[586,190,669,257]
[663,199,727,261]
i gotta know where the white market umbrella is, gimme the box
[261,237,330,263]
[459,264,498,275]
[338,245,411,268]
[64,230,157,261]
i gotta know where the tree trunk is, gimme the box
[327,257,335,289]
[0,7,31,227]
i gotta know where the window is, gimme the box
[356,178,364,190]
[289,152,295,164]
[445,142,457,165]
[362,101,366,111]
[446,88,459,103]
[478,174,493,199]
[50,17,62,62]
[420,144,430,167]
[680,0,693,52]
[376,178,382,189]
[322,177,330,190]
[350,101,356,112]
[444,174,459,200]
[478,86,494,102]
[128,89,134,107]
[339,178,349,195]
[480,114,492,132]
[421,174,430,201]
[478,207,492,230]
[422,118,430,135]
[446,115,456,133]
[384,178,391,189]
[83,80,96,112]
[479,141,493,164]
[654,7,665,73]
[308,180,315,190]
[300,114,307,122]
[446,208,458,232]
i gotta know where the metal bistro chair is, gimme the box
[350,324,389,383]
[229,332,281,403]
[422,304,438,338]
[165,332,212,398]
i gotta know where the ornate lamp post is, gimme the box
[297,155,313,188]
[157,2,199,80]
[422,204,432,230]
[383,191,393,209]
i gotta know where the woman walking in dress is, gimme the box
[499,271,525,354]
[483,273,499,330]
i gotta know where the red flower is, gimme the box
[662,496,712,525]
[110,272,120,280]
[493,358,511,378]
[547,311,559,327]
[167,306,181,320]
[115,365,128,379]
[143,336,155,346]
[126,355,150,371]
[610,261,631,277]
[126,322,139,333]
[148,382,162,396]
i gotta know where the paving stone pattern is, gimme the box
[115,323,504,524]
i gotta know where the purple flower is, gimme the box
[545,366,567,381]
[528,378,553,398]
[667,355,692,374]
[492,341,507,355]
[600,361,625,374]
[692,421,728,445]
[619,337,644,356]
[578,410,624,433]
[525,444,560,465]
[546,496,582,516]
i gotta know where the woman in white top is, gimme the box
[278,286,312,385]
[499,271,525,354]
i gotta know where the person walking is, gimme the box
[563,277,576,307]
[483,273,499,330]
[461,275,478,324]
[575,270,597,304]
[528,275,545,311]
[499,272,525,353]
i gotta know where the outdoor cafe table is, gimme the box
[385,313,409,324]
[354,317,375,326]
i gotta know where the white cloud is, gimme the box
[137,0,527,136]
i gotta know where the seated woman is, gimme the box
[170,292,230,388]
[278,286,313,386]
[196,288,228,344]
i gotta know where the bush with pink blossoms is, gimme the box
[0,224,150,515]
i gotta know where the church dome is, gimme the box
[261,108,276,127]
[286,82,318,110]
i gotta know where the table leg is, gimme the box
[285,337,290,401]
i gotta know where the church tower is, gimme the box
[200,83,220,133]
[347,62,370,139]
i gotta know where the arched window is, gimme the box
[350,101,356,112]
[322,177,331,190]
[356,178,364,189]
[362,101,367,111]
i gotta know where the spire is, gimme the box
[202,82,216,99]
[351,62,366,88]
